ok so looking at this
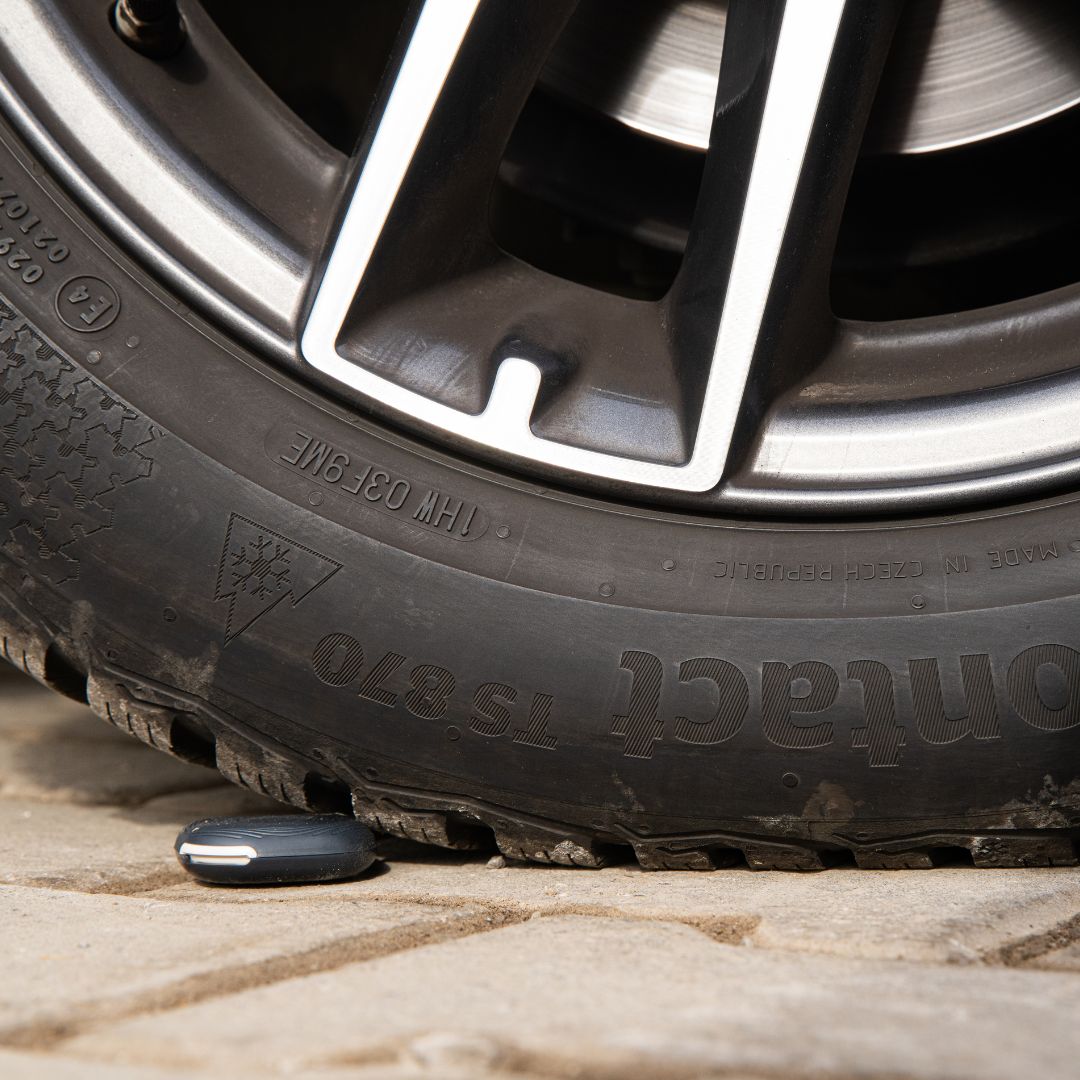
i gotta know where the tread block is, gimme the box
[353,797,488,850]
[215,735,309,808]
[87,673,178,756]
[0,601,49,685]
[969,834,1079,868]
[742,843,828,871]
[633,843,742,871]
[494,822,610,868]
[853,849,937,870]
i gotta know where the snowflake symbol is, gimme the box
[229,534,292,600]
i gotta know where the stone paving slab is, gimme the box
[148,843,1080,966]
[1029,941,1080,972]
[0,678,223,806]
[67,915,1080,1080]
[0,883,495,1046]
[0,1048,455,1080]
[0,733,224,807]
[0,792,276,893]
[0,1049,211,1079]
[0,680,99,738]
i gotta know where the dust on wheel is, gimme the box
[0,0,1079,870]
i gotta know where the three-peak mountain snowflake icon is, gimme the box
[214,514,341,645]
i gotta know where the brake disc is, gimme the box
[542,0,1080,154]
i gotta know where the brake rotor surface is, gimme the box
[541,0,1080,154]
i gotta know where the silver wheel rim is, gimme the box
[2,0,1080,514]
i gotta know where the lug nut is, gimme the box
[113,0,187,59]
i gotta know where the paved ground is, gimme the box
[3,664,1080,1079]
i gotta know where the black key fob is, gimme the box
[175,814,377,885]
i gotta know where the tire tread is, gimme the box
[4,595,1077,871]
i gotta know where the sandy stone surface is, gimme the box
[66,917,1080,1080]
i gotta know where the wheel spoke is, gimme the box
[670,0,903,479]
[305,0,576,364]
[303,0,902,492]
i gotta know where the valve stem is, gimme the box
[113,0,187,59]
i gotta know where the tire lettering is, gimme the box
[1007,644,1080,732]
[312,633,364,687]
[761,660,836,749]
[404,664,456,720]
[470,681,517,737]
[514,692,558,750]
[848,660,906,767]
[358,650,407,707]
[0,184,69,265]
[310,628,1080,768]
[673,657,747,745]
[272,423,487,541]
[610,650,665,759]
[910,654,1000,743]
